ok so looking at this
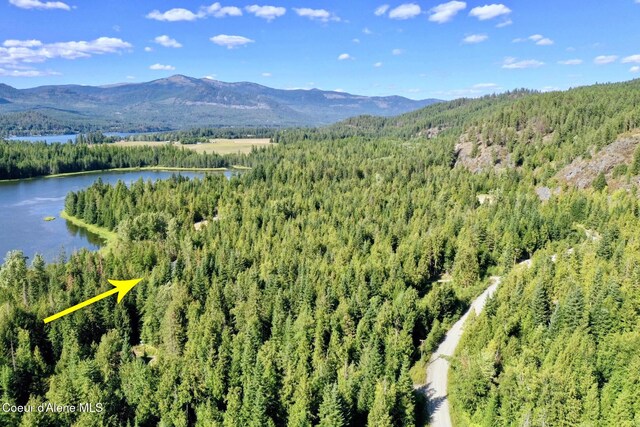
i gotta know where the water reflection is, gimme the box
[64,220,107,246]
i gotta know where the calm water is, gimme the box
[0,170,231,263]
[7,132,144,144]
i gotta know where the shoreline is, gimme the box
[45,166,231,179]
[0,166,246,182]
[60,210,118,253]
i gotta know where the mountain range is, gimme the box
[0,75,439,135]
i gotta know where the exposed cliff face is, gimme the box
[556,133,640,189]
[454,138,512,173]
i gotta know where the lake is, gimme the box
[7,132,145,144]
[0,170,232,263]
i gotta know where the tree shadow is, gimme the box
[414,382,447,427]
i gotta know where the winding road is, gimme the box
[421,276,501,426]
[421,257,536,426]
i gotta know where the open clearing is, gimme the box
[112,138,273,154]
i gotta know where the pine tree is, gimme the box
[564,286,585,330]
[452,241,480,288]
[318,384,345,427]
[394,366,415,426]
[367,381,395,427]
[223,387,244,427]
[592,172,607,192]
[531,282,550,327]
[631,145,640,175]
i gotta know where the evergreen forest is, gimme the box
[2,79,640,426]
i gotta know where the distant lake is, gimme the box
[0,170,232,263]
[7,132,146,144]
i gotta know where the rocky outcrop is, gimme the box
[556,133,640,189]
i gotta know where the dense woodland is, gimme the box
[126,127,279,144]
[0,110,166,137]
[0,141,246,180]
[1,79,640,426]
[450,189,640,426]
[0,110,105,137]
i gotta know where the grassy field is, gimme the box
[113,138,273,154]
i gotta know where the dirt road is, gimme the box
[423,276,501,427]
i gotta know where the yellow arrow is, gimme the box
[44,278,142,324]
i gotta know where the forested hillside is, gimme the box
[277,79,640,178]
[1,79,640,426]
[0,76,438,135]
[450,189,640,426]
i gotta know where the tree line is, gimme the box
[0,141,248,180]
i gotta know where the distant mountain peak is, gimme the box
[153,74,201,86]
[0,76,441,130]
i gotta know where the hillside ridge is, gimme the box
[0,76,440,135]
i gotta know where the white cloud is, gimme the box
[146,3,242,21]
[144,46,153,52]
[146,8,203,21]
[496,18,512,27]
[502,57,544,69]
[388,3,421,19]
[374,4,389,16]
[338,53,352,60]
[463,34,488,44]
[245,5,286,21]
[363,27,373,35]
[374,62,383,67]
[558,59,583,65]
[0,67,60,77]
[631,66,640,73]
[3,39,43,47]
[293,8,339,22]
[261,72,272,77]
[352,38,360,43]
[0,37,132,65]
[469,4,511,20]
[622,54,640,63]
[392,48,404,55]
[429,1,466,23]
[126,75,135,80]
[594,55,618,65]
[9,0,70,10]
[203,74,217,79]
[154,35,182,48]
[515,34,554,46]
[204,2,242,17]
[149,63,175,70]
[210,34,254,49]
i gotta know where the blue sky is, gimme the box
[1,0,639,99]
